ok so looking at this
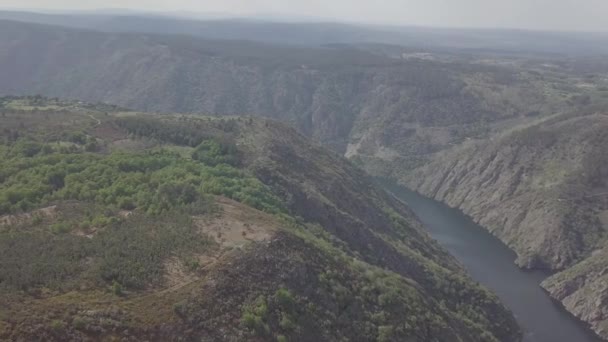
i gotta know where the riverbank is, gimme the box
[383,182,603,342]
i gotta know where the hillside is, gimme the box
[0,97,521,341]
[2,19,602,154]
[399,111,608,338]
[3,11,608,55]
[3,20,608,338]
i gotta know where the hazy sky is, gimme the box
[2,0,608,32]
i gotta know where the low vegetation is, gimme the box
[0,98,285,295]
[0,97,520,341]
[0,138,282,217]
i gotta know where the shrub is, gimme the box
[173,300,188,318]
[84,141,98,152]
[184,258,201,272]
[50,222,71,234]
[279,314,297,331]
[253,295,269,317]
[242,295,271,335]
[377,325,394,342]
[242,312,262,330]
[12,140,42,157]
[192,140,239,166]
[275,288,295,311]
[50,320,65,331]
[111,280,124,296]
[32,215,43,225]
[72,316,86,329]
[118,198,136,211]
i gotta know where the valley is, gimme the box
[1,12,608,341]
[387,183,602,342]
[0,97,520,341]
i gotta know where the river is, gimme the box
[385,183,601,342]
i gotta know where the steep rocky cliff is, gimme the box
[401,113,608,270]
[542,246,608,340]
[397,112,608,338]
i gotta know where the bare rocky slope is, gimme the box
[398,112,608,338]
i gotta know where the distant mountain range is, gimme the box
[1,10,608,56]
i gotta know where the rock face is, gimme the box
[541,247,608,340]
[402,113,608,270]
[399,113,608,339]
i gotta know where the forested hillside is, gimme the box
[0,97,521,341]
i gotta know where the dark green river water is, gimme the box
[385,183,601,342]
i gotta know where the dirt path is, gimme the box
[88,114,101,127]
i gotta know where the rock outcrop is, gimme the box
[398,113,608,338]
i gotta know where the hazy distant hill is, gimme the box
[2,10,608,56]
